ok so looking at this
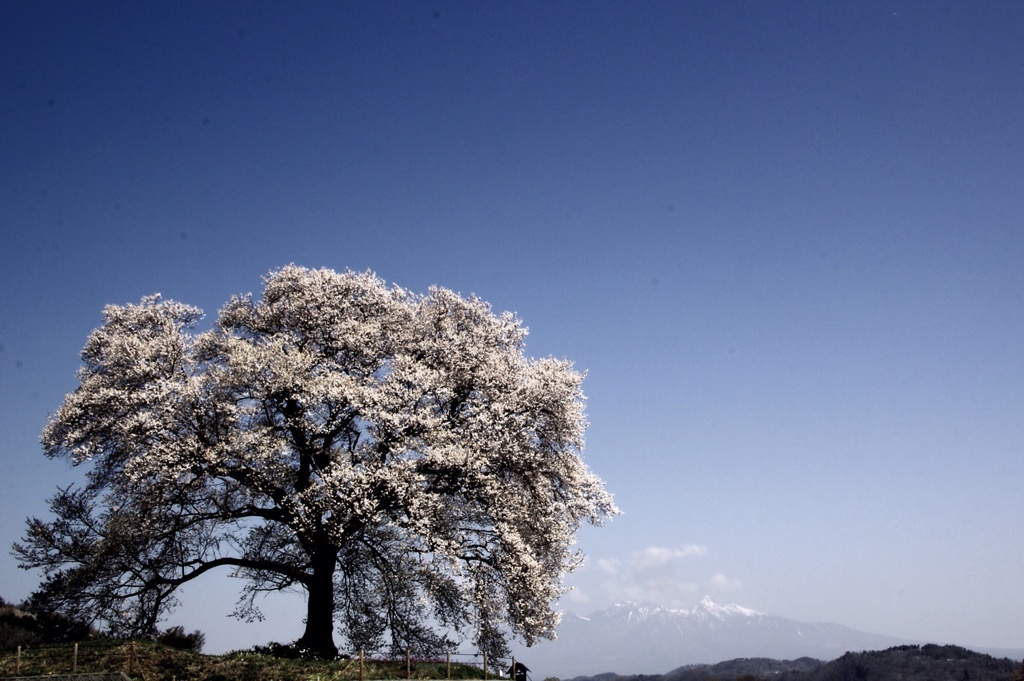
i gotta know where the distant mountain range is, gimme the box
[512,597,918,678]
[572,644,1022,681]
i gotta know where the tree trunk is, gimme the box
[295,546,340,658]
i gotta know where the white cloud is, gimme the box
[564,544,714,610]
[565,586,592,605]
[709,572,742,590]
[632,544,708,569]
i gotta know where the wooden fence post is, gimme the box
[406,648,411,679]
[73,642,78,673]
[130,641,137,675]
[16,646,21,675]
[359,650,364,681]
[446,651,451,680]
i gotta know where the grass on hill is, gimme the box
[0,638,493,681]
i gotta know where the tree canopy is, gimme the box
[15,266,617,658]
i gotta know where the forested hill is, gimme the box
[568,645,1022,681]
[788,644,1020,681]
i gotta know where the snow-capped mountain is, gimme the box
[511,597,911,679]
[584,596,762,628]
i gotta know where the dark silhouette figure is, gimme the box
[508,661,530,681]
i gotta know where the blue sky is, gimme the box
[2,0,1022,656]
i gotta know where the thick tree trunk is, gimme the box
[295,547,340,658]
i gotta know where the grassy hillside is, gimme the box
[0,638,491,681]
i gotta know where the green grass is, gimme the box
[0,639,492,681]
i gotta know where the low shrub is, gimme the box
[157,625,206,653]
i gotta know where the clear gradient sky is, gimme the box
[2,0,1023,655]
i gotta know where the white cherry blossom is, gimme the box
[17,266,618,659]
